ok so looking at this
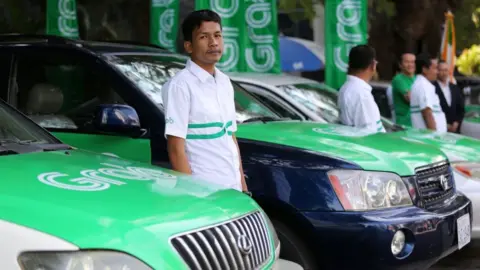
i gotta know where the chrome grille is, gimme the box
[171,211,272,270]
[415,162,455,208]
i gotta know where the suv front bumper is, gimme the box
[302,192,472,270]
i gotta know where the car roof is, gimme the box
[0,34,189,59]
[227,72,321,86]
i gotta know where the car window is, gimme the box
[241,84,303,120]
[277,83,341,124]
[11,50,127,131]
[106,54,280,123]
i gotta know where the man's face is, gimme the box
[400,53,416,75]
[438,62,449,82]
[184,21,223,65]
[424,59,438,81]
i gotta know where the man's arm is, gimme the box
[421,107,437,130]
[392,77,411,103]
[162,81,191,174]
[232,134,248,192]
[167,136,192,174]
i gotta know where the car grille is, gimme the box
[171,211,272,270]
[415,162,455,208]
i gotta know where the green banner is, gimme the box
[46,0,79,38]
[150,0,180,52]
[195,0,281,73]
[325,0,368,89]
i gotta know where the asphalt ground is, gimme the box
[429,240,480,269]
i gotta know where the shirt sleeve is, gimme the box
[228,79,238,133]
[162,81,190,139]
[416,83,435,111]
[392,76,410,95]
[354,95,384,134]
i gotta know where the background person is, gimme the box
[433,60,465,133]
[391,52,416,126]
[338,45,385,134]
[410,55,447,132]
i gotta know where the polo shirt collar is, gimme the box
[186,58,218,83]
[346,75,372,92]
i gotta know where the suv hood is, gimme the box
[237,121,446,176]
[0,149,258,267]
[390,128,480,162]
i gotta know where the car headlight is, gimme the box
[327,170,413,211]
[18,250,152,270]
[452,162,480,180]
[262,211,280,253]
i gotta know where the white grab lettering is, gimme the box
[38,163,177,191]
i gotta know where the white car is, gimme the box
[229,72,480,238]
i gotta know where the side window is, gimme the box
[240,83,304,120]
[12,49,126,131]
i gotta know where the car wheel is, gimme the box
[272,218,318,270]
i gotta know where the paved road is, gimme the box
[429,241,480,270]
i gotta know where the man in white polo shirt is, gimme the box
[338,45,385,134]
[161,10,248,192]
[410,54,447,132]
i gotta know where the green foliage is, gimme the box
[455,0,480,50]
[278,0,323,22]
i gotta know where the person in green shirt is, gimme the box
[391,53,416,126]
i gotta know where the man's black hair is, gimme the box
[415,53,433,74]
[181,9,222,42]
[347,45,376,73]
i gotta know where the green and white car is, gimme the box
[230,71,480,238]
[0,91,296,269]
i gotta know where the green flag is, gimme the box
[150,0,180,52]
[46,0,79,38]
[325,0,368,89]
[195,0,281,73]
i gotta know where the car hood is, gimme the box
[236,121,446,176]
[390,128,480,162]
[0,149,258,267]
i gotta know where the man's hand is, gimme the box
[403,91,411,103]
[232,134,248,192]
[167,135,192,174]
[421,107,437,131]
[447,122,459,133]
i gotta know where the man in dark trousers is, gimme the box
[433,60,465,133]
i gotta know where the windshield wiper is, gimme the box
[242,116,291,123]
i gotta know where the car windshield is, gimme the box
[277,83,341,123]
[0,101,57,145]
[277,82,403,132]
[106,54,280,122]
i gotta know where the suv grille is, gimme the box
[415,162,455,208]
[171,211,272,270]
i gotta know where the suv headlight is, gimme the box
[327,170,413,211]
[452,162,480,180]
[18,250,152,270]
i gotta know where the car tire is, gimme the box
[272,218,318,270]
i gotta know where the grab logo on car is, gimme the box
[37,163,178,191]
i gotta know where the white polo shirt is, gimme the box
[410,75,447,132]
[161,59,241,191]
[338,75,386,134]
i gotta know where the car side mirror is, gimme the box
[93,104,145,137]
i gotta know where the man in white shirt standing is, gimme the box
[338,45,386,134]
[410,54,447,132]
[161,10,248,192]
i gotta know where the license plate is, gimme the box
[457,214,471,250]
